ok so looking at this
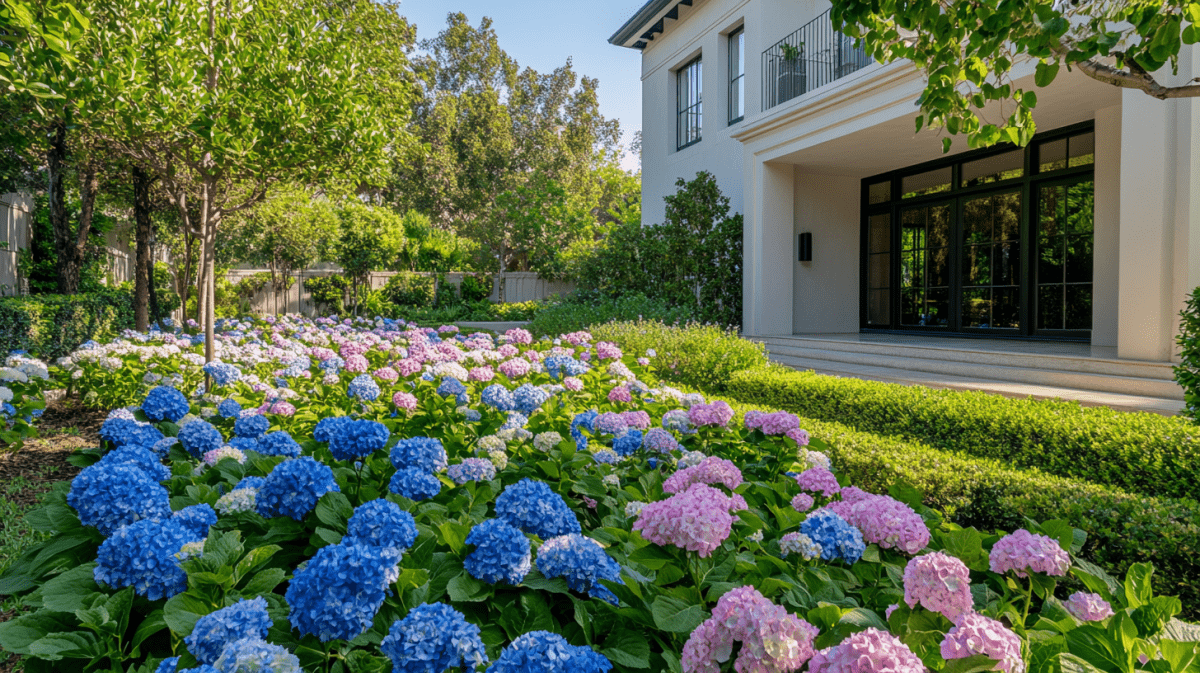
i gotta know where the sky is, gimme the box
[397,0,647,172]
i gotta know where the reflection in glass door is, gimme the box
[961,192,1022,330]
[1037,180,1094,332]
[900,203,950,327]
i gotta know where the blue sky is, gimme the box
[398,0,646,171]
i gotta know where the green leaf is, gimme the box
[1131,595,1182,638]
[650,596,707,633]
[240,567,287,596]
[839,607,887,631]
[602,626,651,668]
[941,654,1001,673]
[163,592,213,635]
[235,545,282,581]
[1035,61,1060,87]
[522,569,572,595]
[38,563,100,613]
[437,521,472,554]
[1057,653,1106,673]
[446,571,491,602]
[314,491,353,530]
[131,609,167,655]
[628,545,675,570]
[27,631,102,660]
[940,528,985,569]
[0,611,79,655]
[1123,562,1154,609]
[1071,558,1120,600]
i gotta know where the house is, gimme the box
[610,0,1200,413]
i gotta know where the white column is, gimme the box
[1091,105,1121,348]
[743,158,795,335]
[1174,44,1200,360]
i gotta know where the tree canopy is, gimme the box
[832,0,1200,150]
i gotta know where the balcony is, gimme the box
[761,9,873,111]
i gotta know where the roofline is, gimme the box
[609,0,693,49]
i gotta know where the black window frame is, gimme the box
[728,28,745,125]
[858,121,1096,341]
[677,56,703,150]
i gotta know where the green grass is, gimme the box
[0,471,60,672]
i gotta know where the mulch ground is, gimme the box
[0,398,102,672]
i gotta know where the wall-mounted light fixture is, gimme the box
[798,232,812,262]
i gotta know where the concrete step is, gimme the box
[755,342,1184,400]
[764,352,1186,416]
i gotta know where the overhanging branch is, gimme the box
[1051,41,1200,100]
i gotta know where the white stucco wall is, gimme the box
[793,172,859,333]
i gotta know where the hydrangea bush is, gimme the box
[0,315,1194,673]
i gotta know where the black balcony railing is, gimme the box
[761,9,873,111]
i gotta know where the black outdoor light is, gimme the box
[798,232,812,262]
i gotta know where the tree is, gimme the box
[0,1,89,98]
[832,0,1200,150]
[494,175,591,278]
[79,0,409,360]
[336,202,406,314]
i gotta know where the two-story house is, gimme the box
[611,0,1200,412]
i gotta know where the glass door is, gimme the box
[1035,179,1094,334]
[960,191,1022,331]
[899,202,951,328]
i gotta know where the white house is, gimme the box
[610,0,1200,412]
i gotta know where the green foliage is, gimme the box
[19,194,115,295]
[383,272,436,308]
[184,275,253,320]
[831,0,1200,150]
[0,291,133,359]
[0,1,90,99]
[591,321,769,392]
[459,273,493,303]
[1175,287,1200,422]
[304,275,351,316]
[397,210,478,273]
[725,366,1200,501]
[336,203,406,312]
[218,186,340,283]
[526,292,699,338]
[115,262,181,321]
[573,172,743,328]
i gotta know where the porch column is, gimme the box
[743,158,795,335]
[1091,105,1120,349]
[1175,44,1200,359]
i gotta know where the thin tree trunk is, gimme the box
[148,239,162,327]
[132,165,153,331]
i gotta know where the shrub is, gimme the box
[591,320,769,391]
[0,291,134,359]
[724,366,1200,501]
[526,292,698,337]
[459,273,493,303]
[1176,286,1200,422]
[305,275,351,315]
[383,272,436,308]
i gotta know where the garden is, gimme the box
[0,316,1196,673]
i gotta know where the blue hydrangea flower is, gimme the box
[800,509,866,565]
[501,412,528,431]
[641,428,679,453]
[464,519,531,585]
[313,415,353,443]
[594,414,628,437]
[235,476,266,491]
[344,499,418,552]
[390,437,448,473]
[142,386,190,422]
[233,414,269,438]
[348,375,381,402]
[612,429,643,457]
[256,431,301,458]
[184,597,271,664]
[512,384,550,415]
[319,356,345,373]
[389,468,442,501]
[173,503,218,539]
[545,355,590,380]
[571,410,598,436]
[591,449,618,465]
[100,417,165,450]
[380,603,488,673]
[488,631,612,673]
[155,657,179,673]
[328,419,390,461]
[217,398,242,419]
[536,534,623,604]
[256,457,340,521]
[151,436,180,458]
[202,362,242,387]
[179,420,225,458]
[96,445,171,482]
[436,377,466,398]
[212,637,300,672]
[285,542,401,642]
[462,408,482,422]
[68,462,172,535]
[481,384,516,412]
[494,479,581,538]
[447,458,496,485]
[227,436,259,453]
[94,518,199,600]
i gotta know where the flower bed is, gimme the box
[1,351,51,448]
[0,315,1195,672]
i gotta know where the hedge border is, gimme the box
[0,291,134,360]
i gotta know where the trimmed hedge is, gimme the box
[526,293,697,338]
[726,365,1200,501]
[591,320,769,392]
[0,291,134,360]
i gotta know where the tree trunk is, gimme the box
[148,239,162,327]
[132,165,153,331]
[180,228,194,321]
[46,122,96,295]
[196,236,208,325]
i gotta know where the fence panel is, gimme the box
[0,194,32,296]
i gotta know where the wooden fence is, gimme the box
[0,193,33,296]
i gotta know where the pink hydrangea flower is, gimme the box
[563,331,593,345]
[681,586,819,673]
[258,400,296,416]
[468,366,495,382]
[809,628,924,673]
[620,410,651,430]
[791,493,815,512]
[633,484,743,557]
[989,529,1070,578]
[562,376,584,391]
[745,410,801,436]
[828,491,930,555]
[497,358,531,378]
[687,401,734,428]
[393,392,418,412]
[523,349,542,362]
[786,428,810,446]
[636,357,650,367]
[504,328,533,344]
[902,552,973,621]
[497,344,519,358]
[940,613,1024,673]
[1064,592,1114,622]
[608,386,632,403]
[596,341,623,360]
[795,467,840,498]
[343,354,369,373]
[373,367,399,382]
[663,456,744,494]
[395,358,422,377]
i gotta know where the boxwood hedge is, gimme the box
[0,290,134,360]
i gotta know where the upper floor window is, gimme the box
[729,28,745,124]
[677,56,703,150]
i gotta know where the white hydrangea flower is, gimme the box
[624,501,646,517]
[603,474,620,488]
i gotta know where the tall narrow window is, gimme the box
[728,29,745,124]
[677,57,703,150]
